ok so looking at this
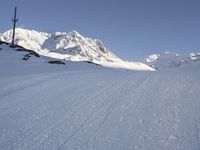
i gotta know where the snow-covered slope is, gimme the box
[0,41,105,77]
[0,28,154,71]
[145,51,200,70]
[1,42,200,150]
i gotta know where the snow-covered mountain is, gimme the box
[0,28,120,62]
[0,28,154,71]
[145,51,200,70]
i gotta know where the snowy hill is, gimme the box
[0,28,154,71]
[1,41,200,150]
[145,51,200,70]
[0,41,105,77]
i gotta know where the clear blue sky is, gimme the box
[0,0,200,60]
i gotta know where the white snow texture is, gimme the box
[0,42,200,150]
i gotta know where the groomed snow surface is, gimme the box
[1,44,200,150]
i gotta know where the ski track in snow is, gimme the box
[0,67,200,150]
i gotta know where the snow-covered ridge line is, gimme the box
[0,28,154,71]
[145,51,200,70]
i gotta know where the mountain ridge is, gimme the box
[145,51,200,70]
[0,28,120,62]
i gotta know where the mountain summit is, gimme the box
[0,28,120,62]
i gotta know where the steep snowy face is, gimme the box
[145,51,200,70]
[0,28,121,62]
[42,30,120,62]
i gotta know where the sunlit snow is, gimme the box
[0,43,200,150]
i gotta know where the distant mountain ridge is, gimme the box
[145,51,200,70]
